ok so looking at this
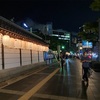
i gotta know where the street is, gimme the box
[0,58,100,100]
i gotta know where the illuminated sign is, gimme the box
[82,40,92,48]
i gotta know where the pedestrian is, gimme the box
[81,51,91,83]
[60,52,65,70]
[65,54,69,59]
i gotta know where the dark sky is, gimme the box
[0,0,100,32]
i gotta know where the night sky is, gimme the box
[0,0,100,32]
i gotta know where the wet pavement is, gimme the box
[0,58,100,100]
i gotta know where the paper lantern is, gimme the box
[35,44,38,51]
[46,47,49,51]
[44,46,46,51]
[37,44,39,51]
[38,44,42,51]
[0,33,2,44]
[21,40,26,49]
[26,42,31,49]
[33,43,37,51]
[26,41,28,49]
[42,46,45,51]
[2,35,10,46]
[9,38,14,48]
[14,39,22,48]
[30,42,33,50]
[41,45,43,51]
[36,44,39,51]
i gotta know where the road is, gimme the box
[0,58,100,100]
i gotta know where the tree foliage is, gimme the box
[90,0,100,11]
[83,22,98,33]
[78,21,99,45]
[49,36,69,51]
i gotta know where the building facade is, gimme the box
[0,16,49,70]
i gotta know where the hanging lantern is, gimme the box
[32,43,34,50]
[0,33,2,44]
[9,38,14,48]
[46,47,49,51]
[30,42,33,50]
[40,45,42,51]
[37,44,40,51]
[21,40,26,49]
[38,45,41,51]
[32,43,36,51]
[37,44,39,51]
[44,46,46,51]
[14,39,22,48]
[36,44,38,51]
[40,45,43,51]
[26,42,31,49]
[26,41,28,49]
[43,46,45,51]
[2,35,10,47]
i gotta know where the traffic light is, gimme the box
[61,46,65,49]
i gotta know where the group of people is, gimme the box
[57,52,69,70]
[57,51,92,84]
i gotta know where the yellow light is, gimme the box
[26,42,33,49]
[79,47,82,50]
[45,47,49,51]
[9,38,14,48]
[0,33,2,44]
[32,43,38,51]
[21,40,26,49]
[2,35,10,46]
[14,39,22,48]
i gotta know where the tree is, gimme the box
[83,22,98,33]
[78,21,98,46]
[90,0,100,61]
[49,36,69,51]
[90,0,100,11]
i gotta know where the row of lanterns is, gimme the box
[0,34,49,51]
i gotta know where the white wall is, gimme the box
[22,49,31,66]
[32,50,38,64]
[39,51,44,62]
[0,46,44,70]
[4,47,20,69]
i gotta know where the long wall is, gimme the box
[0,45,44,70]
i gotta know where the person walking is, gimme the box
[81,51,91,83]
[60,52,65,70]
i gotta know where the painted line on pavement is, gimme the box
[18,68,60,100]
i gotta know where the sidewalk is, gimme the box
[0,62,50,87]
[0,61,59,88]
